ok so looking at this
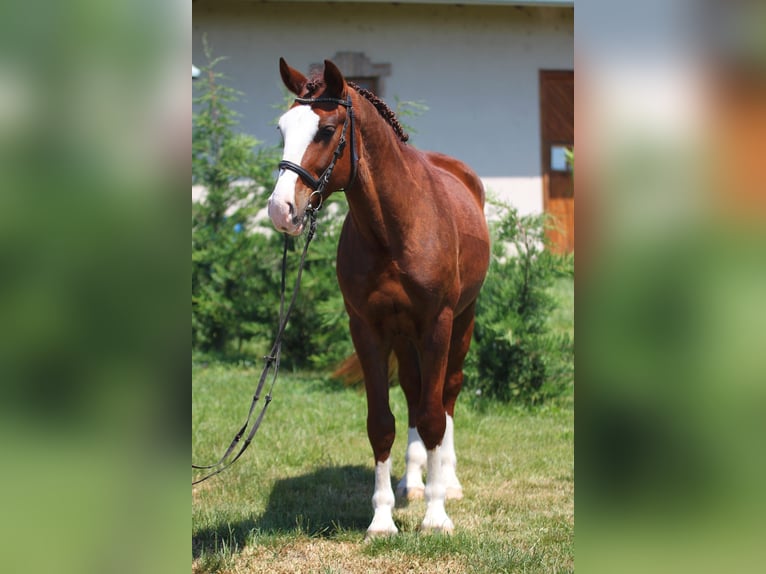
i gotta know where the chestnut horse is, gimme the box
[268,59,489,536]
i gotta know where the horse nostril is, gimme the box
[287,202,296,217]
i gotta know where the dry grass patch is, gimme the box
[193,366,573,574]
[194,538,467,574]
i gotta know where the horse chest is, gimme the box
[337,260,426,333]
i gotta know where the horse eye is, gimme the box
[319,126,336,137]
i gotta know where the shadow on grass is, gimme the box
[192,464,374,559]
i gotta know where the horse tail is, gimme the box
[332,352,399,387]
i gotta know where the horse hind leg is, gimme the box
[398,410,460,504]
[396,426,427,501]
[441,414,463,500]
[393,339,427,501]
[441,302,479,501]
[399,414,461,507]
[396,404,463,500]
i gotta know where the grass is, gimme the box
[192,278,573,573]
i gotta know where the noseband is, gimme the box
[278,94,358,210]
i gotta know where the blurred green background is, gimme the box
[577,1,766,572]
[0,1,188,573]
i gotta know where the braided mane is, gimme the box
[304,76,409,143]
[348,82,409,143]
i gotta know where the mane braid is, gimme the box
[348,82,410,143]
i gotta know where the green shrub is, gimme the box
[192,44,281,354]
[464,200,574,404]
[191,45,352,368]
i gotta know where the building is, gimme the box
[192,0,574,252]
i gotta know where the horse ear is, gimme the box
[279,57,307,95]
[323,59,347,98]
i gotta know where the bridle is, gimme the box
[277,94,359,211]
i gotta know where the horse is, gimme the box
[268,58,490,536]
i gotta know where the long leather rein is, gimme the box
[192,209,318,485]
[192,93,359,485]
[193,93,358,485]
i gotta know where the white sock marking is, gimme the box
[441,414,463,498]
[396,427,427,498]
[367,458,398,536]
[421,444,454,533]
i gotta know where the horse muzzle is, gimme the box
[267,193,305,236]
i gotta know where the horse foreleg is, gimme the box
[349,315,398,538]
[417,308,454,534]
[366,391,398,538]
[366,386,397,538]
[421,443,454,533]
[369,457,397,537]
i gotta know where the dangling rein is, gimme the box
[193,93,357,485]
[192,208,319,485]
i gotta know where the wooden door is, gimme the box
[540,70,575,254]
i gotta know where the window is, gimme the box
[347,76,378,94]
[311,52,391,97]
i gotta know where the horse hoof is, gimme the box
[420,510,454,534]
[419,520,455,535]
[396,485,425,501]
[365,525,398,540]
[446,486,463,500]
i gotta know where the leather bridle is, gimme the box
[277,94,358,210]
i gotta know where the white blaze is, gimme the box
[268,106,320,233]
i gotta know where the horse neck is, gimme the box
[345,92,416,249]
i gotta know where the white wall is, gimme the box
[192,2,573,214]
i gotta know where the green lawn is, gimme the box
[192,278,573,573]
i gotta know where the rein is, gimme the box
[192,208,319,485]
[278,94,358,206]
[193,93,357,485]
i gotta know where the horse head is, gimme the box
[268,58,356,235]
